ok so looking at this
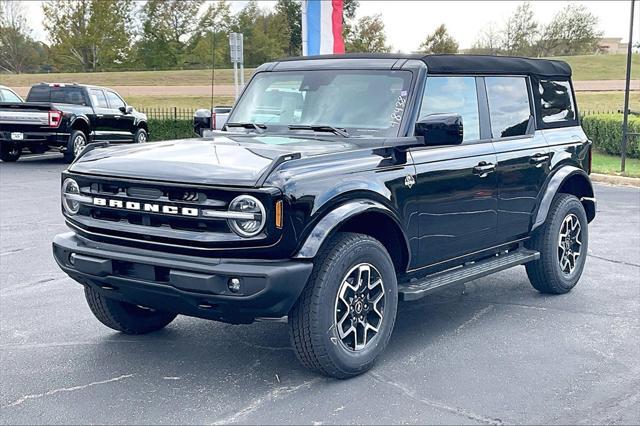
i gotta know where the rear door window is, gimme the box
[89,89,109,108]
[486,77,531,138]
[538,79,576,124]
[419,76,480,142]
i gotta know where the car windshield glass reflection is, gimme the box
[229,70,412,138]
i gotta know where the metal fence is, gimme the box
[138,107,196,120]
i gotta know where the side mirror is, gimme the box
[415,113,463,146]
[120,106,133,114]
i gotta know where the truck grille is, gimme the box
[65,175,277,251]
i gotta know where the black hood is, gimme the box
[68,134,359,187]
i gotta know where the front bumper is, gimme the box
[52,232,313,324]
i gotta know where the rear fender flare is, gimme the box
[532,166,596,231]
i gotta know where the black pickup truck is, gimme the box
[0,83,148,162]
[53,54,596,378]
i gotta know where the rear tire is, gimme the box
[1,143,21,162]
[84,286,177,334]
[288,232,398,379]
[526,194,589,294]
[64,130,87,163]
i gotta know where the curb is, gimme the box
[591,173,640,187]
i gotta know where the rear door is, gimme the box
[410,75,498,268]
[88,88,111,142]
[104,90,135,142]
[486,76,550,243]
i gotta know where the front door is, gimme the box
[105,90,135,142]
[410,76,498,268]
[484,76,551,242]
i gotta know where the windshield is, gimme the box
[229,70,413,137]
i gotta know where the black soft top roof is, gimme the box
[276,53,571,78]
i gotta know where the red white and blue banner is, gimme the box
[302,0,345,56]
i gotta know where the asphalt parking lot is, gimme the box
[1,153,639,425]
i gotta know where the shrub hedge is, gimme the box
[145,115,640,159]
[582,114,640,158]
[147,119,195,142]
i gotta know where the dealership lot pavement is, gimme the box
[1,154,639,425]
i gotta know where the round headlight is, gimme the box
[62,178,81,215]
[227,195,266,238]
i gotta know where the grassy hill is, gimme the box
[1,54,637,87]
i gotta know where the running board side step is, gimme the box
[399,248,540,301]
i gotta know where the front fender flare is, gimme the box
[294,199,410,264]
[532,166,596,231]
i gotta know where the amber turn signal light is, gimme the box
[275,200,283,229]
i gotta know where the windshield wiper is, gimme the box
[288,124,350,138]
[225,122,267,133]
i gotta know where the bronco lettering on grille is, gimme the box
[93,197,199,217]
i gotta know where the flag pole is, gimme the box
[301,0,308,56]
[621,0,635,173]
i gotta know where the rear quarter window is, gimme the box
[537,79,577,127]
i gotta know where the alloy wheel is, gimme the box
[558,213,582,275]
[73,134,86,157]
[334,263,385,351]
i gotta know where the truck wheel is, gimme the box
[526,194,589,294]
[1,143,21,162]
[288,232,398,379]
[84,286,177,334]
[134,128,148,143]
[64,130,87,163]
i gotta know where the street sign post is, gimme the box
[229,33,244,100]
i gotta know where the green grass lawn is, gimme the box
[592,151,640,178]
[576,91,640,113]
[2,54,636,87]
[128,95,234,110]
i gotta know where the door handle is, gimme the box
[529,153,550,167]
[95,114,103,118]
[115,116,121,119]
[473,162,495,178]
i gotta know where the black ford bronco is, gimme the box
[53,54,596,378]
[0,83,148,162]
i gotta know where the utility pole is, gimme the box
[621,0,635,172]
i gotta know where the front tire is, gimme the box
[526,194,589,294]
[288,232,398,379]
[134,127,148,143]
[1,143,21,162]
[84,286,177,334]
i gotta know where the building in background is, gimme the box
[598,37,630,54]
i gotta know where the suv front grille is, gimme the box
[65,175,277,250]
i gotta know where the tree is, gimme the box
[501,2,538,56]
[231,1,288,67]
[0,0,43,73]
[43,0,134,72]
[275,0,301,56]
[345,14,390,53]
[468,24,502,55]
[137,0,203,69]
[419,24,458,54]
[537,4,602,56]
[186,0,232,68]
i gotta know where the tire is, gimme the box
[288,232,398,379]
[134,127,148,143]
[526,193,589,294]
[0,143,21,162]
[64,130,87,163]
[84,286,177,334]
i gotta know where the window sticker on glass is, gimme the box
[390,91,407,127]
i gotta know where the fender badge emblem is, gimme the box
[404,175,415,189]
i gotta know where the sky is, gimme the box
[22,0,636,52]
